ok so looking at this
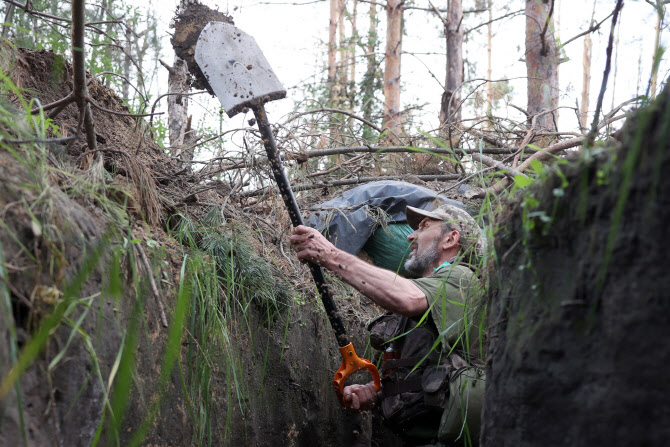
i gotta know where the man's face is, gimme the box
[404,218,444,276]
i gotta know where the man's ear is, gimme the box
[441,230,460,250]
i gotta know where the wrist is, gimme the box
[322,247,346,271]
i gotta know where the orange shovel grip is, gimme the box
[333,342,382,407]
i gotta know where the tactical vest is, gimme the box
[368,312,455,434]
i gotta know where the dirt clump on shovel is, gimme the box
[171,3,233,93]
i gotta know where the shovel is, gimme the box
[194,21,380,406]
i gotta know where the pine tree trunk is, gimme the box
[525,0,559,132]
[349,0,358,111]
[440,0,464,135]
[328,0,339,103]
[362,2,379,144]
[337,0,348,109]
[383,0,403,136]
[362,3,378,122]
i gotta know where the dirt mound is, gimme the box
[482,89,670,445]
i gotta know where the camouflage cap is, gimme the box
[405,204,485,256]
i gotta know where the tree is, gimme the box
[361,2,382,141]
[161,0,198,169]
[525,0,560,132]
[328,0,340,104]
[440,0,464,138]
[383,0,404,136]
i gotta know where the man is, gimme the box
[290,204,485,446]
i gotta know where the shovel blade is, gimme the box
[195,22,286,117]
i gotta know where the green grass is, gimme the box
[0,75,250,447]
[166,210,296,445]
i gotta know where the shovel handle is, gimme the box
[253,105,350,345]
[334,343,382,407]
[252,106,380,407]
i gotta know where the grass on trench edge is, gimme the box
[0,75,295,446]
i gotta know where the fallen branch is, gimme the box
[286,107,384,134]
[30,92,74,115]
[289,145,529,159]
[518,114,625,171]
[241,174,462,198]
[467,152,527,180]
[195,145,534,179]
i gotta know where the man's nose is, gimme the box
[407,230,418,242]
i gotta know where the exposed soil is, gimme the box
[482,89,670,445]
[0,46,402,446]
[172,3,233,93]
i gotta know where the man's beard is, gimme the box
[404,238,440,276]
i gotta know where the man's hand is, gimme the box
[289,225,337,267]
[342,383,379,411]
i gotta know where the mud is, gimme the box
[171,3,233,93]
[482,88,670,445]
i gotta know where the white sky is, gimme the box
[142,0,667,147]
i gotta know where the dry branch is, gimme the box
[88,99,163,118]
[287,107,384,133]
[289,145,529,159]
[561,10,615,48]
[3,0,71,23]
[241,174,462,198]
[467,152,526,180]
[586,0,624,146]
[30,92,74,115]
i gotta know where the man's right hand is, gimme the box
[289,225,337,267]
[342,382,380,411]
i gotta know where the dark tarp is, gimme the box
[307,180,467,255]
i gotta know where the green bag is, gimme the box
[362,223,414,277]
[438,367,485,446]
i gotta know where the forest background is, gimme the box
[4,0,666,182]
